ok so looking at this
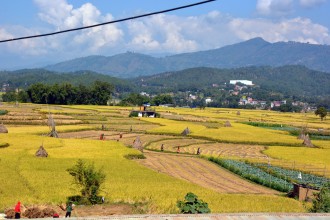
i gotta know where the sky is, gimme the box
[0,0,329,70]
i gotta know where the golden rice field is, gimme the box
[142,118,304,146]
[155,107,330,129]
[0,133,305,213]
[1,103,330,213]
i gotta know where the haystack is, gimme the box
[297,132,306,140]
[35,145,48,157]
[181,127,190,136]
[297,126,307,140]
[224,120,232,127]
[47,114,58,138]
[133,136,143,152]
[0,124,8,133]
[236,111,241,115]
[302,134,314,147]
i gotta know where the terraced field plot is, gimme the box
[1,103,329,213]
[147,140,266,158]
[138,151,278,194]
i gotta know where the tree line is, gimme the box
[2,81,113,105]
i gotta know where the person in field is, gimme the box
[177,146,180,153]
[161,144,164,151]
[14,201,21,219]
[65,202,73,218]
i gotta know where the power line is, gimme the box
[0,0,216,43]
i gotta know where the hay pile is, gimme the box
[133,136,143,152]
[224,120,232,127]
[35,145,48,157]
[5,206,56,219]
[0,124,8,133]
[302,134,314,147]
[297,126,307,140]
[181,127,190,136]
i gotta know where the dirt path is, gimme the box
[137,151,278,194]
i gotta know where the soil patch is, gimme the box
[137,151,279,195]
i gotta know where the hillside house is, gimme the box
[230,80,253,86]
[271,100,287,108]
[130,105,157,118]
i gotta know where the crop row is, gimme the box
[256,164,330,189]
[208,157,293,192]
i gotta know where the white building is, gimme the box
[205,98,213,104]
[229,80,253,86]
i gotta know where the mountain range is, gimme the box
[45,37,330,78]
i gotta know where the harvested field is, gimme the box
[147,141,266,159]
[137,151,278,194]
[59,131,180,148]
[147,138,213,150]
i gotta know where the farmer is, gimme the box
[161,144,164,151]
[65,202,73,218]
[14,201,21,219]
[196,148,201,155]
[177,146,180,153]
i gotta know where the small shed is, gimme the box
[292,183,319,201]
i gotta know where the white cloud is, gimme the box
[299,0,327,7]
[1,0,330,69]
[256,0,294,16]
[229,17,330,44]
[0,28,13,41]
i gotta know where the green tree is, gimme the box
[66,159,106,204]
[2,91,17,102]
[119,93,150,106]
[311,183,330,213]
[151,94,173,106]
[177,192,211,214]
[90,81,113,105]
[315,107,328,121]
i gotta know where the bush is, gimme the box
[66,159,106,204]
[129,111,139,117]
[177,192,210,214]
[124,154,146,160]
[0,110,8,115]
[311,183,330,213]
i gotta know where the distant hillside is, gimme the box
[132,65,330,97]
[0,69,134,92]
[45,38,330,78]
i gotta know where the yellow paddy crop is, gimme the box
[264,140,330,176]
[7,125,95,135]
[142,118,302,146]
[0,133,305,213]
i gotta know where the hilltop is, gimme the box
[45,38,330,78]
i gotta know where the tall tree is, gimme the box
[315,107,328,121]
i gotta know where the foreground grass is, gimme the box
[0,133,305,213]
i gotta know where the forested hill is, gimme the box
[132,65,330,97]
[0,69,134,92]
[45,38,330,78]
